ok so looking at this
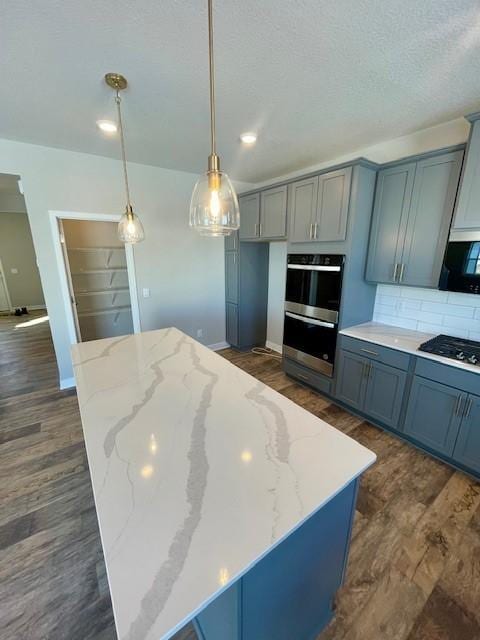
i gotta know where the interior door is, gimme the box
[0,260,11,311]
[58,219,81,341]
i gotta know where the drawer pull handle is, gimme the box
[297,373,310,381]
[360,348,379,357]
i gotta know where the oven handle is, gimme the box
[285,311,335,329]
[287,264,341,272]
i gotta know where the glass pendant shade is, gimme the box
[118,206,145,244]
[189,170,240,236]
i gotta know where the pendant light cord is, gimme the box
[208,0,216,156]
[115,91,132,209]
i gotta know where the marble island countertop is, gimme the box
[340,321,480,375]
[72,328,376,640]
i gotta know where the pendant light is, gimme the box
[189,0,240,237]
[104,73,145,244]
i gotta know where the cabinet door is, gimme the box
[225,231,238,252]
[364,361,407,430]
[401,151,463,288]
[226,302,238,346]
[288,176,319,243]
[452,119,480,230]
[365,163,416,283]
[260,185,287,239]
[225,251,238,304]
[403,377,465,456]
[452,394,480,474]
[239,194,260,240]
[335,350,368,412]
[315,167,352,241]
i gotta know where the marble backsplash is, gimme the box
[373,284,480,342]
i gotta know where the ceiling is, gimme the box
[1,0,480,183]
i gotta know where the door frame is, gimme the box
[0,256,13,312]
[49,210,141,345]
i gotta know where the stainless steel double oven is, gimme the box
[283,254,345,377]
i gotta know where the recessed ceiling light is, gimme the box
[96,119,117,134]
[240,132,257,145]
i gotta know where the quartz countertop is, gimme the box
[340,321,480,375]
[72,328,375,640]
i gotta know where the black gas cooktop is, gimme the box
[419,334,480,366]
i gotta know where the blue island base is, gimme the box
[193,479,358,640]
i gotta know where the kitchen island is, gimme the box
[72,328,375,640]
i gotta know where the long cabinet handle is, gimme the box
[463,397,473,418]
[259,223,262,237]
[393,263,399,282]
[309,223,314,239]
[314,223,318,239]
[285,311,335,328]
[363,362,372,378]
[399,263,406,283]
[361,348,379,357]
[454,395,463,416]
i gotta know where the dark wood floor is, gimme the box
[1,314,479,639]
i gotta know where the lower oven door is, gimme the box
[283,311,337,377]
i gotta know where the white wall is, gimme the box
[0,137,251,386]
[374,285,480,341]
[259,117,471,346]
[266,242,287,351]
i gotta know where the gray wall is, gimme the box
[0,212,45,308]
[0,138,251,386]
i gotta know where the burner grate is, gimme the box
[419,334,480,366]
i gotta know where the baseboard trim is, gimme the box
[60,376,76,390]
[208,341,230,351]
[266,340,283,354]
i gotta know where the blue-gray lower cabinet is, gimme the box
[194,479,358,640]
[335,350,407,429]
[452,394,480,474]
[363,360,407,429]
[226,303,238,347]
[335,350,368,412]
[403,377,466,457]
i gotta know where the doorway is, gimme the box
[52,213,140,343]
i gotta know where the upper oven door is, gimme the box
[441,238,480,295]
[285,263,342,323]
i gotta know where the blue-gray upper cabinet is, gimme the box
[289,167,352,243]
[366,163,417,284]
[403,376,466,456]
[260,185,288,239]
[401,151,463,287]
[316,167,352,242]
[366,150,463,287]
[452,393,480,474]
[452,117,480,230]
[225,230,238,252]
[239,193,260,240]
[288,176,319,242]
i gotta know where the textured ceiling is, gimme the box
[1,0,480,182]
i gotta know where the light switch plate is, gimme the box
[10,268,18,274]
[142,288,150,298]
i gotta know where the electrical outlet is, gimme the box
[10,268,18,274]
[197,329,203,338]
[142,288,150,298]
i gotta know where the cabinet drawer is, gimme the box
[414,357,480,395]
[283,357,332,396]
[339,335,411,371]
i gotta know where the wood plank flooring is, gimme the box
[0,315,479,640]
